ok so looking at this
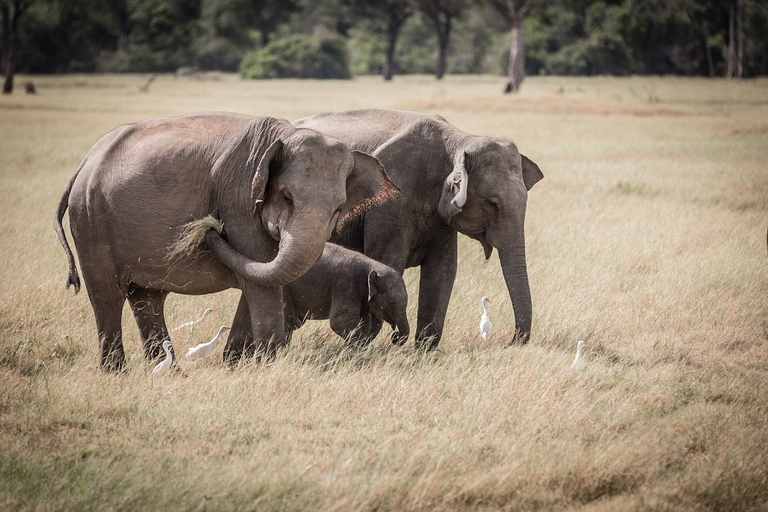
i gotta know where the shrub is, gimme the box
[240,35,351,79]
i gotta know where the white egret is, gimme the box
[151,340,174,375]
[571,340,587,370]
[479,296,492,341]
[186,326,230,361]
[171,308,213,334]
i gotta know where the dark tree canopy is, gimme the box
[1,0,766,88]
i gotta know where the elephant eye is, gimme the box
[488,198,500,211]
[282,189,294,206]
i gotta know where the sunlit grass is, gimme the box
[2,74,768,510]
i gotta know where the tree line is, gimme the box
[2,0,767,94]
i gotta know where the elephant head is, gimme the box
[208,123,399,288]
[367,268,410,346]
[437,138,543,343]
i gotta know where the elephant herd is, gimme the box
[54,108,543,371]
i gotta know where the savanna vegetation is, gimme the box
[1,74,767,510]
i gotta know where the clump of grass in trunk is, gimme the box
[166,215,224,262]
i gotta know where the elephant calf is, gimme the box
[283,242,409,345]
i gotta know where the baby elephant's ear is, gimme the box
[336,151,400,236]
[367,270,379,303]
[251,139,283,209]
[520,154,543,191]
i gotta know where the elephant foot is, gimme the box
[415,334,440,352]
[100,349,127,373]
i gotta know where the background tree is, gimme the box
[108,0,145,51]
[486,0,547,93]
[3,0,768,79]
[727,0,743,77]
[243,0,302,47]
[412,0,467,79]
[347,0,413,80]
[1,0,35,93]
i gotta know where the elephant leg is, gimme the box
[95,299,126,371]
[81,279,126,371]
[77,252,127,371]
[330,301,372,346]
[241,281,286,361]
[223,293,253,364]
[357,315,383,347]
[127,288,171,361]
[415,235,458,351]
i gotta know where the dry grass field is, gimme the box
[1,73,768,511]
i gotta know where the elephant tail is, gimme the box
[53,163,82,294]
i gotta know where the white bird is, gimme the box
[152,340,174,375]
[479,296,492,341]
[185,326,230,361]
[571,340,587,370]
[171,308,213,334]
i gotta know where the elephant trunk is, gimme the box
[497,241,532,344]
[390,314,410,346]
[205,227,324,288]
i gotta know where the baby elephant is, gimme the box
[283,243,409,346]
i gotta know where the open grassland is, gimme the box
[1,74,768,511]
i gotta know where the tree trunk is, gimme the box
[2,44,13,94]
[504,17,525,93]
[435,12,451,80]
[727,0,743,78]
[705,37,714,77]
[2,2,19,94]
[116,0,130,51]
[383,23,398,81]
[703,25,714,77]
[1,4,9,75]
[736,0,743,78]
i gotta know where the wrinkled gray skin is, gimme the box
[54,112,396,370]
[280,242,409,345]
[294,108,543,349]
[206,236,409,347]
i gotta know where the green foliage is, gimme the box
[240,34,351,79]
[2,0,767,77]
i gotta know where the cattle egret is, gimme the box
[479,296,492,341]
[171,308,213,334]
[152,340,173,375]
[186,326,230,361]
[571,340,587,370]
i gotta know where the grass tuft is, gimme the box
[165,215,224,262]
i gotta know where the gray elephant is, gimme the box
[294,108,543,349]
[282,242,409,345]
[54,112,398,370]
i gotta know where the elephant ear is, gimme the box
[335,151,400,235]
[521,154,543,191]
[367,270,379,303]
[251,139,283,211]
[438,150,469,221]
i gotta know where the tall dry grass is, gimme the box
[1,74,768,511]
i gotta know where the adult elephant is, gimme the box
[54,112,397,370]
[294,108,543,349]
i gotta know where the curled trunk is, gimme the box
[206,228,324,288]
